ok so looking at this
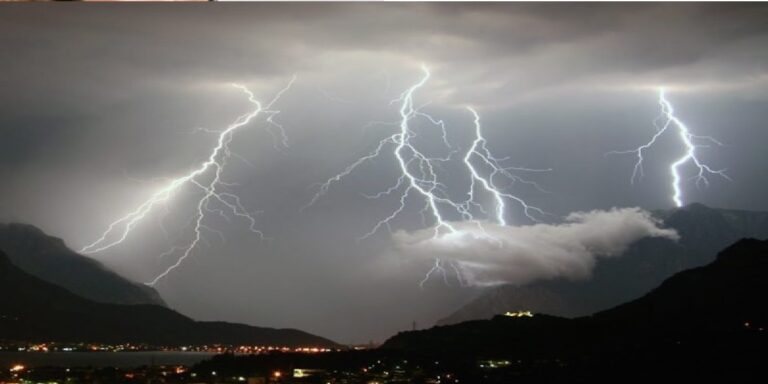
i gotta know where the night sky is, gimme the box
[1,3,767,343]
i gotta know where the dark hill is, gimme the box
[438,204,768,325]
[381,314,592,358]
[0,223,164,306]
[591,238,768,332]
[384,238,768,352]
[0,250,338,348]
[377,239,768,382]
[174,239,768,383]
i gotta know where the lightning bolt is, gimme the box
[80,76,296,285]
[463,107,549,226]
[304,65,548,286]
[609,88,729,207]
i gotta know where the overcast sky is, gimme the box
[1,3,767,343]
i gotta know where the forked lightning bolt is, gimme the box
[80,77,296,285]
[464,108,549,226]
[609,88,729,207]
[304,65,548,286]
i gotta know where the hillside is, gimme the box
[438,204,768,325]
[0,249,338,348]
[590,237,768,331]
[377,239,768,381]
[0,223,164,306]
[196,239,768,383]
[386,238,768,352]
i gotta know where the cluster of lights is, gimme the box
[1,342,332,354]
[173,344,333,354]
[23,343,49,352]
[478,360,512,369]
[503,310,534,318]
[9,364,25,373]
[2,342,143,353]
[230,345,332,354]
[360,359,459,384]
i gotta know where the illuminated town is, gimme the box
[0,343,335,354]
[1,356,484,384]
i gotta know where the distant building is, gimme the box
[503,310,533,318]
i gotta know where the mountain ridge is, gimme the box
[589,237,768,331]
[0,222,165,306]
[0,248,339,348]
[185,239,768,383]
[384,237,768,351]
[437,204,768,325]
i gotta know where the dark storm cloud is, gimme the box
[3,4,767,100]
[1,3,767,343]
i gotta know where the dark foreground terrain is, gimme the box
[0,249,337,348]
[439,204,768,325]
[186,239,768,383]
[3,238,767,383]
[42,237,759,384]
[0,223,165,306]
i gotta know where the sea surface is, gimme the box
[0,351,217,368]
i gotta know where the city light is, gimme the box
[9,364,25,373]
[504,310,534,318]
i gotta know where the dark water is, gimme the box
[0,351,217,368]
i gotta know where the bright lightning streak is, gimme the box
[609,88,729,207]
[304,65,548,286]
[463,108,549,226]
[80,76,296,285]
[388,65,457,238]
[419,258,450,287]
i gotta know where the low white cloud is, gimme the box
[392,207,678,286]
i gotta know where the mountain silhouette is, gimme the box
[438,204,768,325]
[377,238,768,381]
[196,239,768,382]
[386,238,768,349]
[590,237,768,332]
[0,223,165,306]
[0,249,338,347]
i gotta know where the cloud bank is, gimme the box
[392,207,678,286]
